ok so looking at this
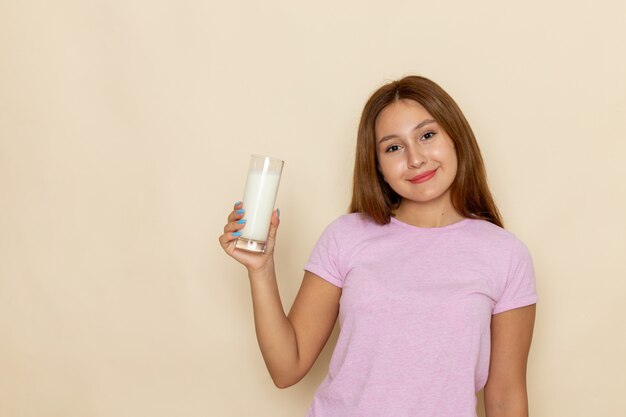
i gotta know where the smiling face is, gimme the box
[375,99,458,211]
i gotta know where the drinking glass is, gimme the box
[235,154,284,253]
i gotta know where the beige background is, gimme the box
[1,0,625,416]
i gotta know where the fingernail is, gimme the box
[232,232,241,237]
[235,201,241,206]
[237,219,246,224]
[236,209,245,215]
[277,208,280,218]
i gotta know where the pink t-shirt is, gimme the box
[303,214,538,417]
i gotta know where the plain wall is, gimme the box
[1,0,625,416]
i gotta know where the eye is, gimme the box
[420,131,436,141]
[385,144,402,153]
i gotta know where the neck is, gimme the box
[393,197,465,228]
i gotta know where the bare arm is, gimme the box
[484,304,536,417]
[249,269,340,388]
[219,203,341,388]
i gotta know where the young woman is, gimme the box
[219,76,538,417]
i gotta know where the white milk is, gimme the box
[241,170,281,242]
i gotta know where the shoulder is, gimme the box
[322,212,381,233]
[464,219,531,255]
[465,218,524,243]
[313,213,385,250]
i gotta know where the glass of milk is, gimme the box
[235,154,284,253]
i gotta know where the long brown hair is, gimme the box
[349,75,504,228]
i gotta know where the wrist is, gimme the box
[247,258,275,278]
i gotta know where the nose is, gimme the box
[407,144,426,169]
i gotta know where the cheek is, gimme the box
[376,153,389,172]
[430,142,457,170]
[446,149,458,171]
[376,154,384,175]
[449,146,459,173]
[378,157,403,179]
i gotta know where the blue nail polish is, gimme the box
[277,208,281,218]
[236,209,244,215]
[237,219,246,224]
[233,231,241,237]
[235,201,241,206]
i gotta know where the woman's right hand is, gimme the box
[218,201,280,273]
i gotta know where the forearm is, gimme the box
[248,261,300,388]
[484,384,529,417]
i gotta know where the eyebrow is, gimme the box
[377,119,436,144]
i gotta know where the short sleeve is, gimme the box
[304,219,347,288]
[492,239,538,315]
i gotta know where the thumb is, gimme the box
[266,208,281,242]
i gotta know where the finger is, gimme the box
[266,208,280,241]
[218,232,231,249]
[227,206,246,223]
[223,217,247,234]
[218,230,244,248]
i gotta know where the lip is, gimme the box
[409,169,437,184]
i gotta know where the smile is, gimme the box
[409,169,437,184]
